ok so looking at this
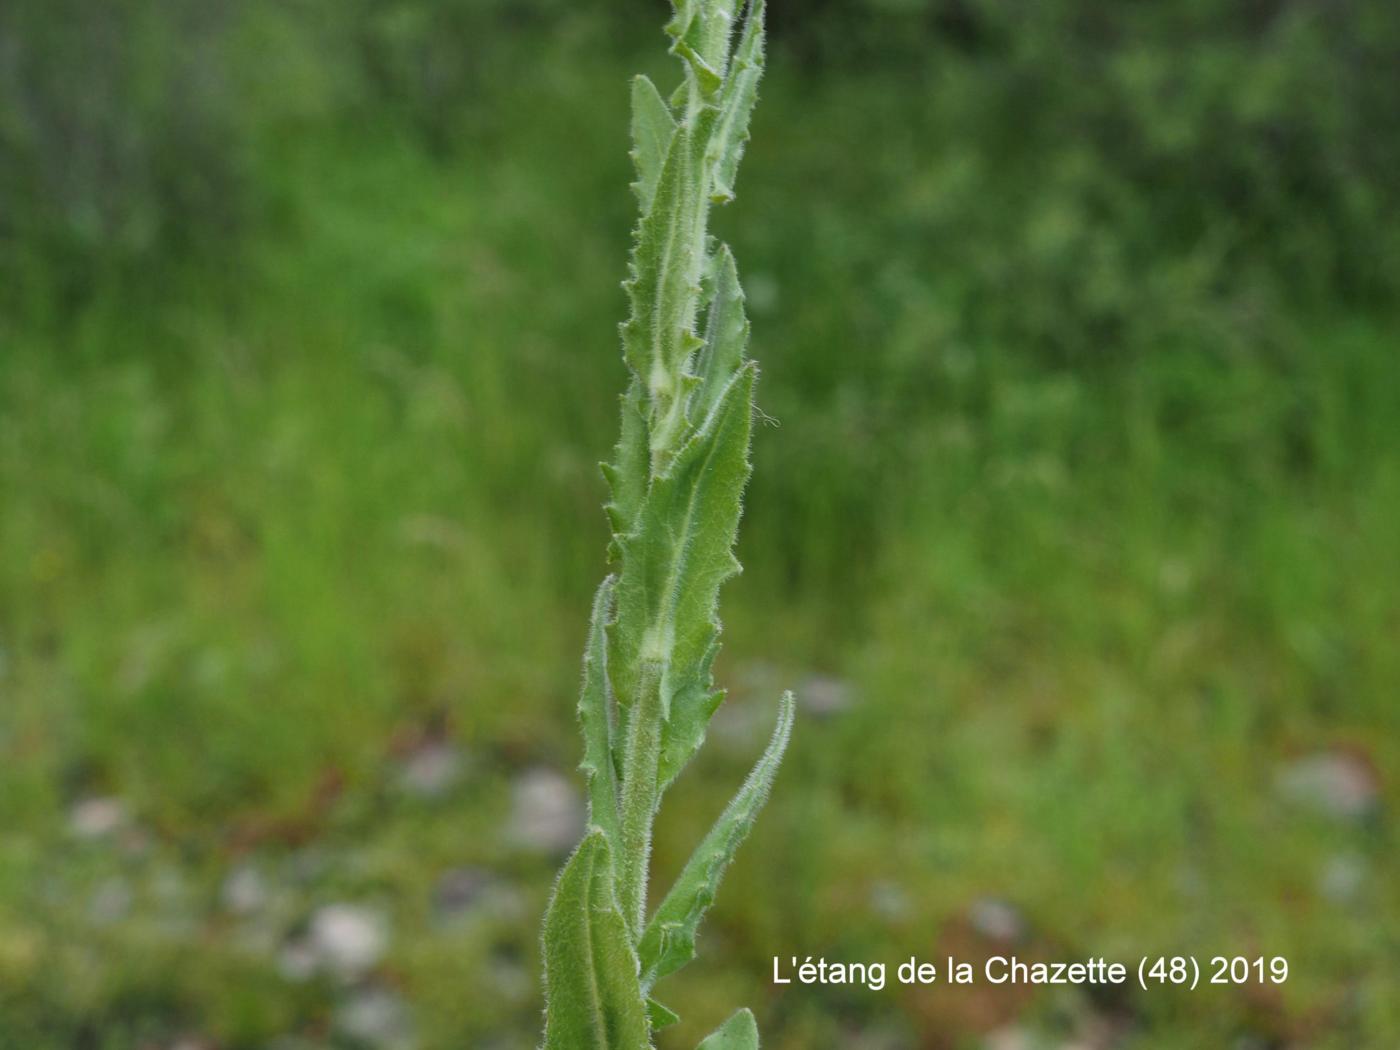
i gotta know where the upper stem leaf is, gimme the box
[577,577,623,852]
[630,75,677,213]
[609,364,755,724]
[696,1007,760,1049]
[709,0,765,203]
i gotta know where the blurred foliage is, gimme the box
[1,0,1398,1047]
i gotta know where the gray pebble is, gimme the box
[798,674,854,718]
[1276,752,1380,822]
[222,864,269,916]
[968,896,1025,942]
[335,985,413,1048]
[308,903,389,979]
[1320,852,1368,905]
[508,768,584,856]
[89,877,133,925]
[868,879,911,921]
[432,867,494,921]
[69,796,127,839]
[398,741,466,799]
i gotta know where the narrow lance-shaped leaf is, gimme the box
[638,692,795,990]
[630,75,677,213]
[708,0,766,203]
[542,832,650,1050]
[620,123,706,439]
[602,378,650,560]
[608,365,754,721]
[696,1008,760,1050]
[577,577,622,852]
[616,662,665,938]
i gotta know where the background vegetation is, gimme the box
[2,0,1397,1046]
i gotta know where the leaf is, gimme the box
[639,692,795,989]
[656,636,723,792]
[620,124,706,408]
[542,832,651,1050]
[708,0,765,203]
[692,245,748,418]
[577,577,622,851]
[603,378,650,559]
[665,0,698,42]
[609,365,755,721]
[630,76,677,213]
[675,41,724,96]
[696,1008,760,1049]
[672,0,740,85]
[647,997,681,1031]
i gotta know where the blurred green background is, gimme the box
[2,0,1397,1046]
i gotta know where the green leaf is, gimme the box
[656,639,723,793]
[620,124,706,416]
[603,378,650,559]
[609,365,755,723]
[692,245,748,417]
[675,40,724,96]
[630,75,677,213]
[708,0,765,203]
[672,0,740,84]
[639,692,795,990]
[665,0,697,42]
[696,1008,760,1049]
[542,832,651,1050]
[577,578,622,851]
[647,997,681,1031]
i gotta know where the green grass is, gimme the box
[2,13,1398,1048]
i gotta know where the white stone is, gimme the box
[507,768,583,855]
[70,796,127,839]
[309,903,389,978]
[1276,752,1380,822]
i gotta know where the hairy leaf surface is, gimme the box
[638,692,795,989]
[609,365,754,720]
[696,1008,760,1049]
[578,578,622,851]
[693,245,748,417]
[542,832,650,1050]
[630,75,677,212]
[545,2,784,1045]
[709,0,765,202]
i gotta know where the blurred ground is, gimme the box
[1,1,1398,1047]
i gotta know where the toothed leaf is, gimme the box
[621,125,706,413]
[656,631,723,792]
[639,693,795,989]
[676,41,724,95]
[709,0,765,203]
[578,578,622,850]
[693,245,748,416]
[647,997,681,1031]
[631,76,677,212]
[696,1008,759,1049]
[609,366,755,720]
[604,378,650,558]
